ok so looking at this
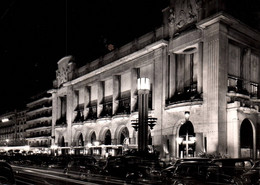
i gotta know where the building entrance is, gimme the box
[177,121,196,158]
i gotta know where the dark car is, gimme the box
[250,160,260,179]
[0,161,16,185]
[211,158,258,185]
[161,157,212,182]
[102,156,131,178]
[102,155,162,183]
[64,156,100,180]
[166,161,243,185]
[48,155,73,170]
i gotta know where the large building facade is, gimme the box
[0,0,259,160]
[48,0,260,160]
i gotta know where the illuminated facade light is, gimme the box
[184,111,190,120]
[137,78,150,91]
[2,118,9,122]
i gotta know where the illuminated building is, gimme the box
[25,91,52,153]
[49,0,260,160]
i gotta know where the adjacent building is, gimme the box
[25,91,52,153]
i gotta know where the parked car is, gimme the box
[0,161,16,185]
[161,157,212,182]
[48,155,73,170]
[211,158,258,185]
[64,156,100,180]
[165,161,244,185]
[102,155,162,184]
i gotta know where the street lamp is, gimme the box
[6,139,9,147]
[131,78,157,152]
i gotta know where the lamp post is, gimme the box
[6,139,9,147]
[131,78,157,152]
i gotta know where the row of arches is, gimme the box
[58,127,131,147]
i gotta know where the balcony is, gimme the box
[116,98,130,115]
[29,144,51,147]
[27,111,52,121]
[27,102,52,112]
[167,83,202,105]
[85,106,97,121]
[55,116,67,126]
[73,110,84,123]
[26,133,51,139]
[99,101,112,118]
[25,122,52,131]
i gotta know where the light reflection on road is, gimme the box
[12,165,132,185]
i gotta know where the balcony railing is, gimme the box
[28,102,52,112]
[27,111,52,121]
[227,77,250,96]
[56,116,67,126]
[99,103,112,118]
[73,110,84,123]
[26,133,51,138]
[25,123,52,131]
[116,98,130,115]
[29,144,51,147]
[167,82,201,105]
[85,107,97,120]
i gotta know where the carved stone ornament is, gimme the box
[169,0,202,36]
[57,65,70,86]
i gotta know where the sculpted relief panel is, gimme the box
[57,65,70,86]
[56,56,75,87]
[169,0,202,37]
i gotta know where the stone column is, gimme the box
[84,86,90,118]
[97,81,104,118]
[113,76,120,115]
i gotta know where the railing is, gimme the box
[227,77,249,96]
[26,133,51,138]
[27,102,52,112]
[167,82,202,105]
[27,111,52,121]
[73,110,84,123]
[116,98,131,115]
[99,103,113,118]
[29,144,51,147]
[56,116,67,126]
[76,27,164,78]
[25,123,52,131]
[85,107,97,120]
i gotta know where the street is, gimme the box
[12,165,135,185]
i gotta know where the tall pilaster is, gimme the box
[97,81,104,118]
[67,86,73,146]
[113,75,120,115]
[202,20,228,154]
[131,68,138,112]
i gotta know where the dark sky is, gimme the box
[0,0,169,113]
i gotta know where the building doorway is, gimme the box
[75,133,84,155]
[240,119,253,158]
[59,136,66,155]
[178,121,196,158]
[104,130,111,145]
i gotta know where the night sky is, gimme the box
[0,0,169,114]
